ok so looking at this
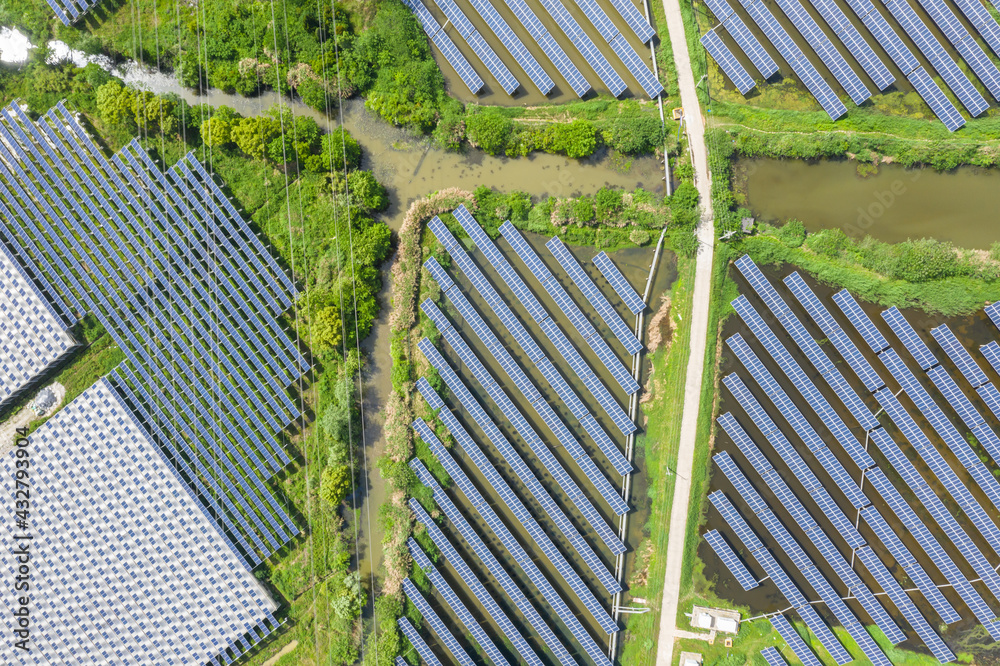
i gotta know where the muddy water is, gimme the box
[704,261,1000,659]
[737,158,1000,249]
[419,0,659,105]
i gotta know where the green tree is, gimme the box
[551,119,597,158]
[231,116,280,160]
[312,305,343,353]
[95,81,135,128]
[595,187,624,222]
[671,182,699,211]
[466,111,513,155]
[320,464,353,506]
[200,116,233,147]
[330,571,364,620]
[320,128,363,171]
[777,220,806,248]
[348,171,389,211]
[608,113,664,154]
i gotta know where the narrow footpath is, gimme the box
[654,1,717,664]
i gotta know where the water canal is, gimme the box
[735,158,1000,249]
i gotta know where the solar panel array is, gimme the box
[408,501,544,666]
[701,29,758,95]
[407,459,576,665]
[407,538,510,666]
[501,221,640,395]
[704,529,759,590]
[880,0,988,116]
[609,0,657,42]
[402,578,476,666]
[706,0,781,80]
[772,0,871,104]
[0,380,281,666]
[807,0,893,89]
[761,646,790,666]
[420,253,630,515]
[538,0,629,96]
[953,0,1000,58]
[428,0,520,94]
[499,0,592,96]
[912,0,1000,101]
[397,617,444,666]
[610,33,666,98]
[931,324,989,387]
[735,0,847,119]
[0,242,76,408]
[0,100,304,570]
[547,236,643,355]
[907,67,967,131]
[770,615,821,666]
[465,0,555,94]
[417,312,629,535]
[407,452,615,665]
[401,0,486,94]
[451,207,636,440]
[593,251,647,314]
[413,382,621,594]
[45,0,97,25]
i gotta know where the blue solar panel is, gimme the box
[932,324,989,387]
[915,0,1000,101]
[927,365,987,428]
[809,0,894,89]
[906,67,966,131]
[594,252,646,314]
[410,421,622,644]
[714,450,769,512]
[538,0,628,96]
[465,0,555,94]
[408,505,544,665]
[704,0,735,20]
[609,0,657,42]
[402,579,476,666]
[609,33,665,98]
[770,615,821,666]
[705,529,759,590]
[548,236,642,355]
[397,617,444,666]
[702,29,757,94]
[426,20,486,94]
[721,13,780,79]
[407,460,577,664]
[832,289,890,353]
[772,0,871,104]
[709,490,765,553]
[500,0,592,96]
[881,306,938,370]
[760,647,789,666]
[464,29,521,94]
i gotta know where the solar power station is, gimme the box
[403,0,661,98]
[45,0,99,25]
[0,243,77,409]
[698,0,1000,128]
[402,206,650,662]
[0,98,306,664]
[1,381,281,665]
[705,252,1000,663]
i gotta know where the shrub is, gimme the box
[671,181,699,211]
[630,228,652,246]
[572,197,595,225]
[551,119,597,158]
[805,228,850,257]
[891,238,965,282]
[608,113,664,154]
[595,187,624,222]
[466,110,514,155]
[320,128,363,171]
[508,191,532,222]
[433,97,466,151]
[231,116,281,160]
[348,171,389,211]
[991,241,1000,263]
[320,464,353,506]
[671,228,697,256]
[777,219,806,247]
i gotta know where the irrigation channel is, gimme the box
[736,158,1000,249]
[701,261,1000,662]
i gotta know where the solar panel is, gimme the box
[714,450,769,513]
[407,460,576,664]
[928,365,987,428]
[402,579,476,666]
[770,615,822,666]
[408,505,544,665]
[932,324,989,387]
[547,237,642,355]
[538,0,628,96]
[431,0,475,36]
[410,421,622,644]
[904,67,966,131]
[397,617,444,666]
[832,290,889,353]
[702,30,757,94]
[882,0,988,115]
[609,0,657,42]
[500,0,592,96]
[721,13,780,79]
[609,33,666,98]
[915,0,1000,101]
[704,529,759,590]
[772,0,871,104]
[465,0,555,94]
[464,29,521,94]
[882,307,938,369]
[708,490,765,553]
[810,0,894,89]
[430,29,486,94]
[761,647,789,666]
[593,255,646,319]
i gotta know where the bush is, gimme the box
[671,227,697,256]
[805,228,849,257]
[509,191,532,222]
[608,113,664,154]
[321,128,363,171]
[630,229,652,246]
[433,97,466,151]
[777,220,806,247]
[466,110,514,155]
[890,238,965,282]
[320,464,353,506]
[572,197,595,225]
[671,181,699,211]
[595,187,624,222]
[550,119,597,158]
[348,171,389,211]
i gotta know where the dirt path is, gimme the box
[0,383,66,456]
[262,639,299,666]
[654,0,717,663]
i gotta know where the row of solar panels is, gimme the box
[405,0,663,98]
[45,0,97,25]
[701,0,1000,128]
[725,254,1000,646]
[0,100,304,569]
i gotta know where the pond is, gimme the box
[736,158,1000,250]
